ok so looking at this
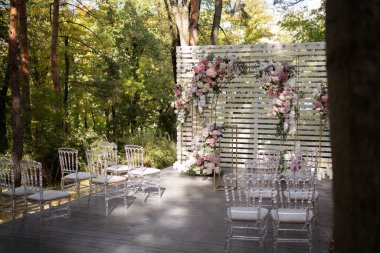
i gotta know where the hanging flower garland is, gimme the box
[184,123,225,176]
[258,61,298,141]
[313,82,329,128]
[172,55,246,123]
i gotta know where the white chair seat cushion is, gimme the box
[271,208,314,223]
[63,172,91,180]
[2,187,37,196]
[129,167,160,176]
[27,190,71,201]
[91,175,127,184]
[227,206,269,221]
[106,164,132,173]
[284,189,319,200]
[249,188,275,199]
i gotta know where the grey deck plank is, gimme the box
[0,168,333,253]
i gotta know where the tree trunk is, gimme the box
[326,0,380,252]
[51,0,62,129]
[64,36,70,133]
[170,0,190,46]
[19,0,31,145]
[0,66,9,153]
[210,0,222,45]
[164,0,179,82]
[189,0,200,46]
[9,0,23,185]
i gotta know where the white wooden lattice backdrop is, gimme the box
[175,42,332,177]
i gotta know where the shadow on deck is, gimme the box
[0,168,333,253]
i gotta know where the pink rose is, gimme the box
[206,138,216,147]
[322,95,328,103]
[315,101,321,108]
[196,157,204,165]
[206,67,217,78]
[174,90,181,97]
[193,62,207,74]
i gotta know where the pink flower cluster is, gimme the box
[261,62,295,98]
[172,83,192,123]
[202,124,223,148]
[192,55,242,113]
[314,83,329,120]
[259,61,297,140]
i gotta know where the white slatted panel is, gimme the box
[176,42,331,174]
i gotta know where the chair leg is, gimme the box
[12,197,16,222]
[124,181,127,209]
[105,185,109,217]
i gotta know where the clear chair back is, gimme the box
[86,150,106,177]
[0,157,14,189]
[125,145,144,168]
[20,160,43,193]
[100,142,118,166]
[275,178,314,210]
[58,148,79,174]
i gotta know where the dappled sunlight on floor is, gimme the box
[0,167,333,253]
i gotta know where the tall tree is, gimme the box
[170,0,190,46]
[8,0,23,184]
[189,0,200,45]
[51,0,62,124]
[326,0,380,252]
[164,0,179,81]
[210,0,222,44]
[0,66,9,153]
[19,0,31,144]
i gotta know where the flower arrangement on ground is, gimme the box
[258,61,298,140]
[172,55,245,123]
[313,82,329,128]
[185,123,225,176]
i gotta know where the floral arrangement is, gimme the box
[173,83,192,123]
[173,55,245,123]
[185,123,225,176]
[258,61,298,140]
[313,82,329,128]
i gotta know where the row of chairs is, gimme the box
[223,173,316,253]
[0,143,161,221]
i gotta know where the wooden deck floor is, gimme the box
[0,168,333,253]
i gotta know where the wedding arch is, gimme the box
[173,42,332,179]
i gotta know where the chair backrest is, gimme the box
[256,149,279,166]
[0,157,14,190]
[125,145,144,168]
[100,142,118,166]
[20,160,43,194]
[86,150,106,177]
[224,173,273,208]
[58,148,79,175]
[246,159,278,175]
[274,178,314,210]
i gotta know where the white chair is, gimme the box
[101,142,131,175]
[125,145,161,202]
[86,150,128,216]
[223,173,270,252]
[59,147,91,198]
[22,160,71,222]
[271,178,315,252]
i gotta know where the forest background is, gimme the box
[0,0,324,185]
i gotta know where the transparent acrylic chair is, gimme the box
[271,178,315,253]
[86,150,128,216]
[101,142,131,176]
[22,160,71,222]
[223,173,270,253]
[0,157,21,222]
[125,145,161,202]
[59,147,91,198]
